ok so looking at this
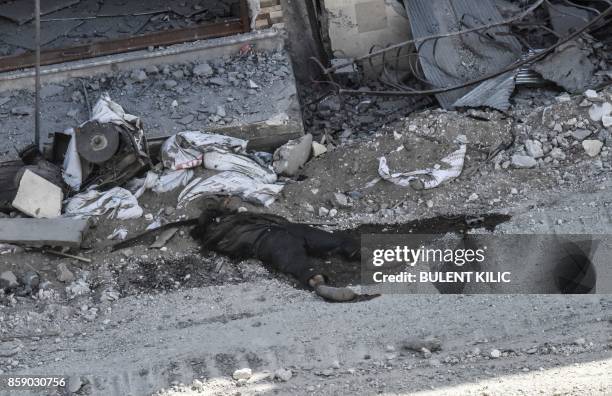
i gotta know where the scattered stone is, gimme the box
[192,63,213,77]
[71,91,84,103]
[216,105,226,117]
[0,270,18,290]
[178,114,195,125]
[145,65,159,74]
[319,207,329,217]
[511,154,537,169]
[22,271,40,291]
[582,140,603,157]
[56,263,75,283]
[232,368,252,380]
[602,115,612,128]
[573,337,586,346]
[130,69,147,82]
[208,77,226,86]
[490,349,502,359]
[571,129,591,141]
[584,89,599,100]
[10,106,33,116]
[311,141,327,157]
[274,368,292,382]
[329,208,338,217]
[68,376,83,393]
[549,147,566,160]
[588,102,612,122]
[331,192,350,208]
[248,79,259,89]
[0,340,22,357]
[525,139,544,158]
[510,188,518,195]
[172,70,185,79]
[273,134,313,176]
[164,80,178,89]
[402,337,442,353]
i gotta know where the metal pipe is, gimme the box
[34,0,41,149]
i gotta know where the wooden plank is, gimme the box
[0,218,89,248]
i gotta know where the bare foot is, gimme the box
[308,275,356,302]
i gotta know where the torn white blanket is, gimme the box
[161,131,247,170]
[63,187,143,220]
[178,172,284,207]
[378,145,467,189]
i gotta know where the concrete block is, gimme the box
[12,169,62,218]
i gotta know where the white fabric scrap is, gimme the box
[203,147,277,184]
[91,92,141,130]
[107,227,128,240]
[63,187,143,220]
[62,127,82,191]
[178,172,284,207]
[132,169,194,198]
[378,145,467,189]
[161,131,247,170]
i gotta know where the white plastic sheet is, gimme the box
[63,187,143,219]
[178,172,284,207]
[378,144,467,189]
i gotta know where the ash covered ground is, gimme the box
[0,47,611,395]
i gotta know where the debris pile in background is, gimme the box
[313,0,611,118]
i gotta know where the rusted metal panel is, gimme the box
[403,0,523,110]
[0,18,249,73]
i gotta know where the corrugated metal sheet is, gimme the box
[452,71,516,111]
[403,0,523,109]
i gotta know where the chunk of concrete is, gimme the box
[273,134,313,176]
[0,218,89,247]
[571,129,591,141]
[511,154,537,169]
[12,169,62,218]
[232,368,252,380]
[312,141,328,157]
[0,270,18,290]
[532,41,595,93]
[192,62,213,77]
[524,139,543,158]
[588,102,612,122]
[582,140,603,157]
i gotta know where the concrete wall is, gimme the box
[321,0,412,77]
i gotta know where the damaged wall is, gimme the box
[319,0,412,76]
